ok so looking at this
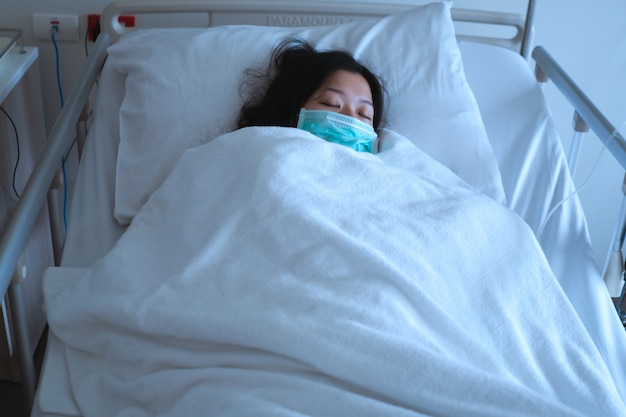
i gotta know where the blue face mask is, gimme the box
[296,109,378,153]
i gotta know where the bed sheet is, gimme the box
[32,43,626,416]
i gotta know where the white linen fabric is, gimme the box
[107,1,505,225]
[43,127,625,417]
[461,41,626,400]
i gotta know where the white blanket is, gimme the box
[44,127,626,417]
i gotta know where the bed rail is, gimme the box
[101,0,533,57]
[0,32,110,407]
[532,46,626,170]
[532,46,626,301]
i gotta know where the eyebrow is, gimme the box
[322,87,374,107]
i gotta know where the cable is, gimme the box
[51,26,69,231]
[51,26,65,108]
[536,120,626,241]
[0,105,21,199]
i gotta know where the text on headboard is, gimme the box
[267,15,363,27]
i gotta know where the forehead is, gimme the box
[317,70,373,100]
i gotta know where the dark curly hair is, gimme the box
[237,38,385,130]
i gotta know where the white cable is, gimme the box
[536,119,626,241]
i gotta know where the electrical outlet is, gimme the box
[87,14,101,42]
[33,13,79,42]
[86,13,136,42]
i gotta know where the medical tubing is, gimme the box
[51,26,69,231]
[536,121,626,241]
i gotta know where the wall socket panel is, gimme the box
[33,13,79,42]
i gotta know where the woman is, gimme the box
[237,39,386,153]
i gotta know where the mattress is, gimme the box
[31,41,626,417]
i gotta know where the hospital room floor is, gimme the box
[0,328,47,417]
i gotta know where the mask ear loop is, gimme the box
[536,119,626,241]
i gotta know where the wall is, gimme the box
[1,0,625,267]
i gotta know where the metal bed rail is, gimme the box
[532,46,626,171]
[101,0,533,56]
[0,32,110,409]
[532,46,626,302]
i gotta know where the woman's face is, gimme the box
[302,70,375,126]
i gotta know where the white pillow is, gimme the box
[108,1,505,225]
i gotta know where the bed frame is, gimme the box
[1,0,625,412]
[98,1,535,54]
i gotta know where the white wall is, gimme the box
[1,0,625,266]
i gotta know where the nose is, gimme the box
[339,106,358,119]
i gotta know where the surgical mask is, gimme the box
[296,109,378,153]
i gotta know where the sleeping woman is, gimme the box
[237,38,386,153]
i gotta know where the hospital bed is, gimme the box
[1,1,626,416]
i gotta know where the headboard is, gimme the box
[100,0,536,57]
